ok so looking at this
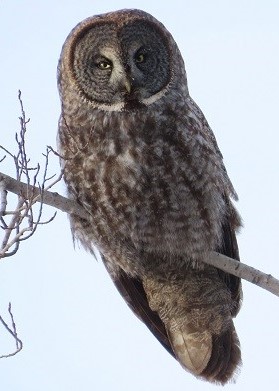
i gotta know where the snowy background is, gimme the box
[1,1,279,390]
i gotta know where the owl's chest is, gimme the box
[75,134,209,219]
[64,109,223,234]
[62,111,226,256]
[75,141,224,257]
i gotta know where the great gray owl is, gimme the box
[57,9,242,384]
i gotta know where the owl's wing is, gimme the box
[216,198,242,315]
[101,203,241,361]
[101,256,175,357]
[187,96,239,201]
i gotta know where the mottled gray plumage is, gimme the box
[57,9,242,384]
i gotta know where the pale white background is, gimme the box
[1,1,279,390]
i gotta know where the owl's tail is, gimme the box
[167,317,241,384]
[143,266,241,384]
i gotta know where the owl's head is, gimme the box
[58,9,188,111]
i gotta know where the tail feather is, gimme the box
[201,326,241,384]
[168,322,212,375]
[168,321,241,384]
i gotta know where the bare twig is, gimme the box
[0,303,23,358]
[0,181,8,217]
[0,196,24,256]
[0,92,63,259]
[0,91,64,358]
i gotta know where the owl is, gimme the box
[57,9,242,384]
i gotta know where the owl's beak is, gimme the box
[124,79,132,94]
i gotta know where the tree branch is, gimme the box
[1,170,279,297]
[208,252,279,296]
[0,171,87,220]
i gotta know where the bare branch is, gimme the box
[1,170,279,297]
[0,171,87,220]
[0,181,8,217]
[46,145,63,159]
[208,252,279,296]
[0,303,23,358]
[0,145,15,160]
[0,92,64,259]
[0,196,24,255]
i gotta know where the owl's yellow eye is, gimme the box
[97,60,112,70]
[135,53,145,63]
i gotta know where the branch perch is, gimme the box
[208,252,279,296]
[1,170,279,297]
[0,171,87,220]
